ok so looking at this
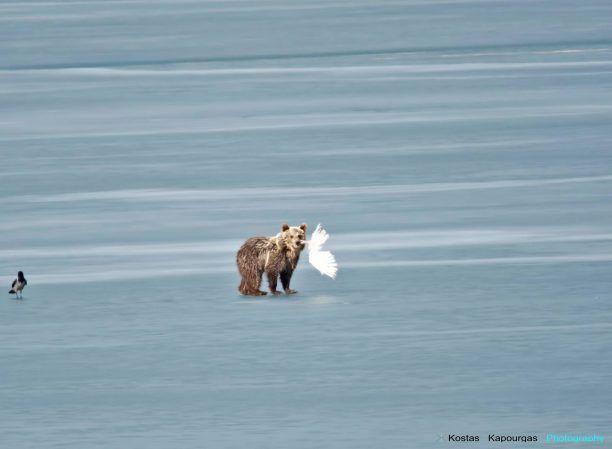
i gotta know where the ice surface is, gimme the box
[1,0,612,447]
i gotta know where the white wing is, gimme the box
[307,224,338,279]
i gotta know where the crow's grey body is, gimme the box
[9,272,27,299]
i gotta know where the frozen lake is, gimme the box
[1,0,611,447]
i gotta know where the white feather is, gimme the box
[307,224,338,279]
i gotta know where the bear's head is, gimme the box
[278,223,307,252]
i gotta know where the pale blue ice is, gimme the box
[1,0,611,448]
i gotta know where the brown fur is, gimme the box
[237,223,307,296]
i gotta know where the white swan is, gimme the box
[306,224,337,279]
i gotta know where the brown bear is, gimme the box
[236,223,307,296]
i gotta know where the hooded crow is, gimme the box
[9,271,27,299]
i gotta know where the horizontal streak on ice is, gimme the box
[1,106,610,141]
[307,138,565,156]
[24,253,612,285]
[30,267,232,285]
[0,241,239,259]
[3,41,611,71]
[0,3,494,22]
[2,228,612,260]
[4,324,612,352]
[345,254,612,268]
[9,60,612,77]
[335,323,612,338]
[10,175,612,204]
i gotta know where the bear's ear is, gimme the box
[299,223,307,232]
[281,223,290,232]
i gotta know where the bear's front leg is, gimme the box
[267,271,282,295]
[280,270,297,294]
